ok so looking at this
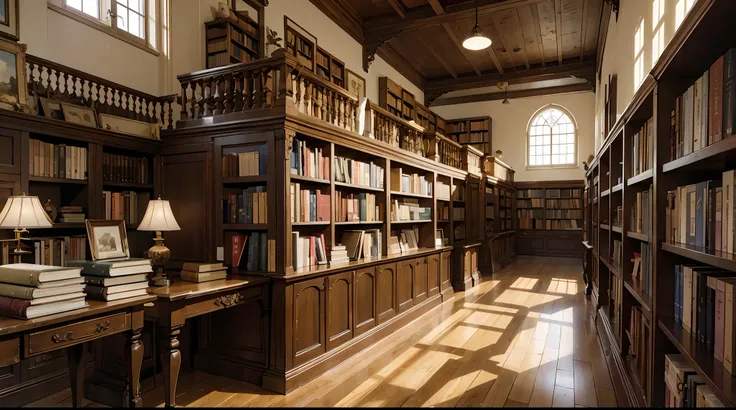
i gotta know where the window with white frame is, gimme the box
[527,105,578,167]
[60,0,156,48]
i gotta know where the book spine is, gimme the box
[0,296,30,319]
[726,282,736,373]
[84,285,108,298]
[724,48,736,137]
[716,281,726,362]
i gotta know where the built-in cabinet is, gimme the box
[326,271,353,350]
[292,277,326,367]
[376,262,397,324]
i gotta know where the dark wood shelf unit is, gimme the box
[223,175,269,184]
[627,231,650,242]
[102,181,154,190]
[445,116,492,155]
[379,77,415,121]
[315,46,346,89]
[661,242,736,273]
[626,169,653,186]
[205,16,260,68]
[623,277,652,315]
[29,176,88,185]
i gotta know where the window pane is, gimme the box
[117,8,128,31]
[536,146,543,155]
[129,0,144,13]
[543,146,551,155]
[542,134,550,145]
[118,0,128,6]
[542,156,550,165]
[530,156,536,166]
[567,154,574,164]
[67,0,82,10]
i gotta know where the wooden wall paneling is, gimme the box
[396,259,415,313]
[354,267,377,337]
[440,250,452,291]
[413,257,428,305]
[0,127,21,175]
[326,271,354,351]
[376,262,397,324]
[427,252,440,298]
[292,277,326,367]
[87,144,104,220]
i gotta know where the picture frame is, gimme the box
[85,219,130,261]
[61,102,98,128]
[98,113,161,140]
[39,97,65,120]
[0,0,19,42]
[284,16,316,72]
[0,39,28,112]
[346,69,366,101]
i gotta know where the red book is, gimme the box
[317,191,330,222]
[711,56,725,144]
[309,236,316,267]
[231,234,247,267]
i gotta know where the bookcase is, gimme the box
[583,1,736,406]
[446,116,492,155]
[205,15,260,68]
[480,156,516,274]
[315,47,346,89]
[379,77,416,121]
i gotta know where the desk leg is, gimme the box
[67,343,86,408]
[161,325,182,408]
[125,328,145,407]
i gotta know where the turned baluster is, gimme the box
[180,82,190,120]
[232,72,243,112]
[223,74,234,114]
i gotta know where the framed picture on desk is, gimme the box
[86,220,130,261]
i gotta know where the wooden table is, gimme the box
[145,276,270,407]
[0,295,156,407]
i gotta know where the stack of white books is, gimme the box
[0,264,86,319]
[68,259,152,301]
[330,245,349,264]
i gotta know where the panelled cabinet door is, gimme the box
[354,267,377,337]
[376,262,397,324]
[292,277,326,367]
[0,128,21,175]
[463,249,472,280]
[413,257,428,304]
[397,259,415,313]
[440,251,452,291]
[471,248,478,273]
[427,253,440,297]
[326,271,354,351]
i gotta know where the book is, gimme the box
[84,274,149,287]
[85,288,148,302]
[181,270,228,283]
[67,260,153,277]
[0,283,85,300]
[724,48,736,137]
[0,296,87,319]
[181,262,225,273]
[85,281,149,297]
[29,139,88,180]
[0,264,82,286]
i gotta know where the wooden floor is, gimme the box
[25,256,619,408]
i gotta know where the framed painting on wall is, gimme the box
[346,69,365,101]
[0,39,27,112]
[0,0,19,42]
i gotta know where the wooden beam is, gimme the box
[308,0,364,43]
[554,0,563,63]
[486,46,505,75]
[595,0,612,79]
[580,0,589,61]
[376,42,426,89]
[443,23,483,76]
[414,29,458,78]
[427,0,445,14]
[530,3,545,66]
[512,8,531,69]
[386,0,407,18]
[430,82,593,106]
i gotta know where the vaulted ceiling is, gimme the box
[310,0,609,106]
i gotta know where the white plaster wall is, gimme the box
[431,92,596,182]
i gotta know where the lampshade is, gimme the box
[463,25,492,51]
[137,198,181,232]
[0,195,53,229]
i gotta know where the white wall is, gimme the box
[594,0,698,152]
[431,92,596,182]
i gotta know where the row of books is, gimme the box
[548,188,582,198]
[665,354,724,407]
[58,205,85,223]
[546,199,581,208]
[632,243,653,296]
[518,189,544,198]
[291,232,329,268]
[614,206,623,228]
[231,232,271,272]
[290,139,329,180]
[29,139,87,180]
[104,191,151,225]
[71,259,152,302]
[456,132,487,144]
[631,185,652,235]
[180,262,227,283]
[670,48,736,161]
[391,199,431,222]
[674,266,736,373]
[222,148,267,177]
[453,207,465,222]
[335,192,381,223]
[628,305,649,394]
[447,120,487,133]
[518,210,544,229]
[546,219,579,230]
[437,181,451,200]
[387,228,422,255]
[546,209,582,219]
[392,171,432,196]
[231,27,257,51]
[290,184,329,223]
[0,264,86,319]
[103,153,150,185]
[334,156,384,189]
[223,187,268,224]
[33,236,87,267]
[340,229,381,261]
[665,178,722,251]
[518,198,543,208]
[631,117,654,176]
[612,239,622,269]
[609,273,622,327]
[453,184,465,201]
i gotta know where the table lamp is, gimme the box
[137,196,180,286]
[0,194,53,263]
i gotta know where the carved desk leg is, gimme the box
[67,343,87,408]
[125,328,145,407]
[161,325,182,408]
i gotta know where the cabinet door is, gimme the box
[326,271,353,350]
[0,128,21,175]
[397,259,415,313]
[376,262,397,324]
[354,267,377,337]
[440,251,452,291]
[413,257,428,304]
[470,248,478,273]
[293,277,326,367]
[463,249,472,279]
[427,253,440,297]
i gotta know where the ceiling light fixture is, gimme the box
[463,0,492,51]
[502,85,510,104]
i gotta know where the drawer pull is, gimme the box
[51,331,74,344]
[95,320,111,334]
[215,293,243,307]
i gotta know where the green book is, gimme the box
[67,259,152,277]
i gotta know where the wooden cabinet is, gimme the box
[292,277,326,367]
[517,230,581,258]
[440,251,452,291]
[413,257,428,304]
[354,267,377,337]
[376,263,397,324]
[427,253,440,297]
[453,244,480,290]
[326,271,353,351]
[0,127,21,175]
[397,259,415,313]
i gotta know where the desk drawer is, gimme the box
[25,312,128,356]
[184,285,263,319]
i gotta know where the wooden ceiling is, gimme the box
[310,0,609,106]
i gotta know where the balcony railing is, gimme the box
[424,131,462,169]
[483,155,515,183]
[26,55,176,130]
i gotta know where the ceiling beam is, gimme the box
[530,4,545,67]
[414,29,458,79]
[308,0,364,43]
[386,0,407,18]
[430,82,593,106]
[596,0,612,79]
[512,8,531,70]
[486,46,505,75]
[554,0,563,63]
[442,23,483,76]
[580,0,589,61]
[427,0,445,14]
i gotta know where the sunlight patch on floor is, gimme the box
[509,277,539,290]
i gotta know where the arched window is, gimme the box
[527,104,578,167]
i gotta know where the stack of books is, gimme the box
[0,264,87,319]
[330,245,349,264]
[181,262,227,283]
[69,259,152,301]
[59,206,85,223]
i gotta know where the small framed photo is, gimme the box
[0,0,19,41]
[346,69,366,101]
[435,229,444,248]
[86,220,130,261]
[39,97,65,120]
[61,102,98,128]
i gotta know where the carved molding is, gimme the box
[215,293,243,307]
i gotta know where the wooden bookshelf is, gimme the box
[315,46,345,89]
[205,15,260,68]
[379,77,415,121]
[446,116,492,155]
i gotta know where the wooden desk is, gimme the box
[0,295,156,407]
[145,276,270,407]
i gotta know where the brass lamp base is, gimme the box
[12,228,30,264]
[148,231,171,287]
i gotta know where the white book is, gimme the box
[683,266,693,332]
[725,170,735,254]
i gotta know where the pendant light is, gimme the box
[463,0,492,51]
[502,85,510,104]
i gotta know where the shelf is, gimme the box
[623,278,652,314]
[290,174,329,185]
[335,181,384,192]
[658,316,736,407]
[223,175,268,184]
[601,189,611,197]
[599,224,610,231]
[661,242,736,273]
[612,183,623,193]
[29,176,87,185]
[103,181,154,190]
[48,223,85,229]
[334,221,383,225]
[292,221,330,226]
[223,223,268,230]
[627,231,650,242]
[391,220,432,224]
[438,219,450,223]
[612,225,623,234]
[600,255,620,276]
[391,191,432,199]
[627,169,653,187]
[663,134,736,173]
[436,197,451,202]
